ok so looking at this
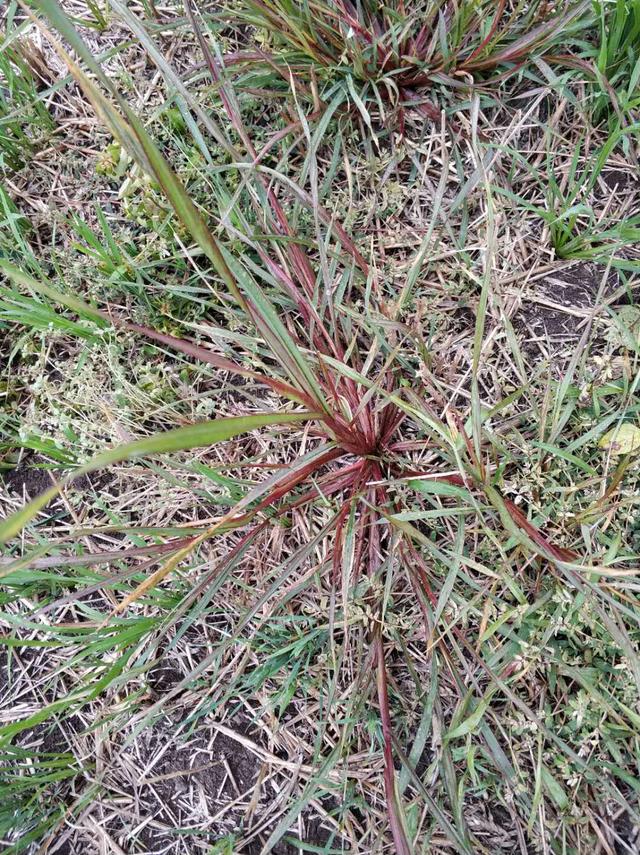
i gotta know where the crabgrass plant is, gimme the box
[494,129,640,268]
[1,1,640,852]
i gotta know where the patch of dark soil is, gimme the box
[47,840,76,855]
[600,168,635,193]
[614,811,640,854]
[3,455,54,497]
[466,797,528,853]
[19,713,82,756]
[147,660,184,694]
[2,453,113,498]
[611,792,640,855]
[105,717,261,852]
[515,262,618,359]
[241,794,339,855]
[147,625,218,696]
[72,587,113,612]
[452,304,476,333]
[243,812,337,855]
[103,714,339,854]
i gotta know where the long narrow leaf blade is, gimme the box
[0,412,319,543]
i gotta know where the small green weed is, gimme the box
[496,131,640,269]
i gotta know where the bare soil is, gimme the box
[515,261,619,359]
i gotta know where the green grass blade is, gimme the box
[0,259,106,323]
[0,412,319,544]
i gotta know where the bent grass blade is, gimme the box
[0,412,320,544]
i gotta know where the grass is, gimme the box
[494,128,640,268]
[0,4,56,173]
[216,0,591,130]
[590,0,640,129]
[0,1,640,853]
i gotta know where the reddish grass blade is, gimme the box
[463,0,507,65]
[112,316,322,410]
[501,496,577,563]
[375,633,413,855]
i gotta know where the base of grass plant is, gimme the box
[0,25,56,173]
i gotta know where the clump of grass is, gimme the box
[589,0,640,129]
[218,0,590,125]
[494,127,640,270]
[1,1,640,853]
[0,746,80,852]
